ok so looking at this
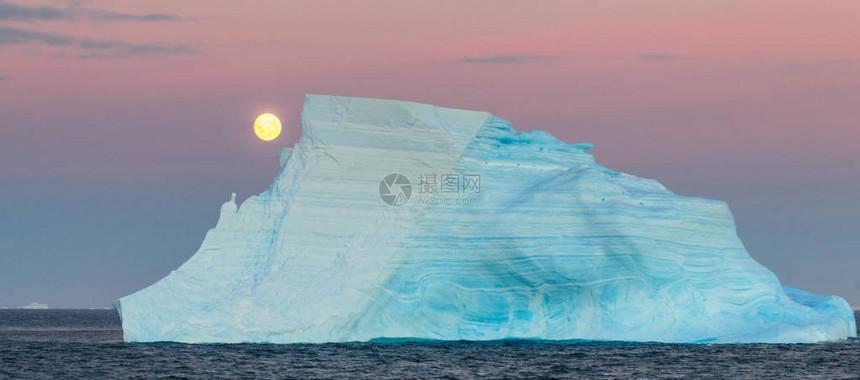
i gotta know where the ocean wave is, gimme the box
[0,327,122,332]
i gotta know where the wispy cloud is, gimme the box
[637,54,679,60]
[0,74,5,80]
[456,54,555,64]
[0,2,65,22]
[85,10,186,22]
[0,1,192,22]
[0,2,194,58]
[0,25,194,58]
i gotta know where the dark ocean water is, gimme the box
[0,310,858,379]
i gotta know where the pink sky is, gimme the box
[2,1,858,178]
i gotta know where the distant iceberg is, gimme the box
[18,303,49,310]
[115,95,857,344]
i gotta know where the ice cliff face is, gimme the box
[115,95,857,344]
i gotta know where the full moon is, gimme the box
[253,113,282,141]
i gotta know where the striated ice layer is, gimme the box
[115,95,856,344]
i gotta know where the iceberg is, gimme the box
[17,302,49,310]
[115,95,857,344]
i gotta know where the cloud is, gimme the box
[0,1,191,23]
[0,25,194,58]
[456,54,555,64]
[77,9,190,22]
[637,54,679,60]
[0,74,5,80]
[85,11,185,22]
[0,2,66,22]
